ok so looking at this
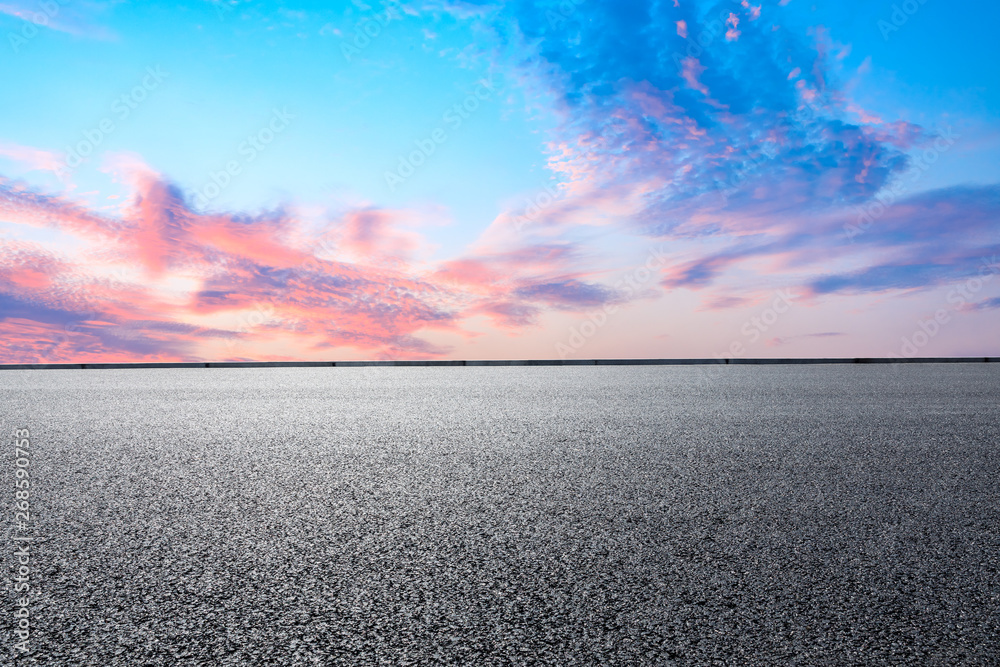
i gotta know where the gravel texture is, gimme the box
[2,364,999,665]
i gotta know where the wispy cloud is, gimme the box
[0,163,628,361]
[0,1,117,40]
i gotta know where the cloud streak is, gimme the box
[0,165,626,361]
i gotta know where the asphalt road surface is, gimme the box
[3,365,999,665]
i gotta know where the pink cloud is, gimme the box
[0,162,639,362]
[337,208,426,265]
[0,141,65,174]
[741,1,761,20]
[681,57,710,96]
[0,1,116,40]
[725,13,741,41]
[0,175,122,238]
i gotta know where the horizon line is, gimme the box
[2,357,998,370]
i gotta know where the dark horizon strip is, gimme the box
[1,357,997,370]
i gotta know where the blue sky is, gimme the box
[0,0,998,362]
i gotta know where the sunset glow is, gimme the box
[2,0,998,362]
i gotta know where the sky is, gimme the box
[0,0,998,363]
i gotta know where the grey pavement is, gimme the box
[2,365,998,665]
